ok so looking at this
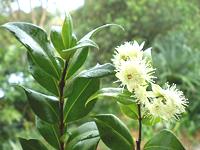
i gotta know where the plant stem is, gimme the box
[136,104,142,150]
[58,61,68,150]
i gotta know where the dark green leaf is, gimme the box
[36,118,60,149]
[79,63,115,78]
[62,13,73,49]
[66,122,100,150]
[66,47,89,79]
[144,130,185,150]
[19,138,48,150]
[94,114,134,150]
[27,53,59,96]
[2,22,61,79]
[64,77,100,123]
[21,87,59,123]
[86,88,134,106]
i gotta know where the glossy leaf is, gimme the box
[19,138,48,150]
[36,118,60,149]
[66,122,100,150]
[64,77,100,122]
[22,87,59,123]
[27,54,59,96]
[120,103,138,120]
[50,26,65,52]
[79,63,115,78]
[144,130,185,150]
[2,22,61,79]
[86,88,134,106]
[66,47,89,79]
[62,13,73,49]
[62,39,98,54]
[94,114,134,150]
[79,24,124,42]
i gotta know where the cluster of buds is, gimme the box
[112,41,188,121]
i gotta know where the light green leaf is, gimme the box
[36,118,60,149]
[120,103,138,120]
[144,130,185,150]
[62,39,98,54]
[21,87,59,123]
[50,26,65,53]
[86,88,135,106]
[2,22,61,79]
[19,138,48,150]
[94,114,134,150]
[27,53,59,96]
[62,13,73,49]
[66,122,100,150]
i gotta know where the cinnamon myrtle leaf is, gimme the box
[86,88,134,106]
[36,117,60,149]
[62,13,73,49]
[2,22,61,79]
[21,86,59,123]
[50,26,65,53]
[64,77,100,123]
[19,138,48,150]
[79,24,124,42]
[78,63,115,78]
[120,103,138,120]
[94,114,134,150]
[27,53,59,96]
[144,130,185,150]
[66,47,89,79]
[62,39,99,54]
[66,122,100,150]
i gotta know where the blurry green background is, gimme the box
[0,0,200,149]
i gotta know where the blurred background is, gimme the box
[0,0,200,149]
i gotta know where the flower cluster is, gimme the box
[112,41,188,121]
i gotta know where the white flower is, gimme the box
[112,41,144,69]
[147,83,188,120]
[134,85,149,105]
[115,59,155,92]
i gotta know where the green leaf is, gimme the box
[79,63,115,78]
[66,122,100,150]
[79,24,124,42]
[21,87,59,123]
[94,114,134,150]
[36,117,60,149]
[2,22,61,79]
[50,26,65,52]
[142,116,161,126]
[27,53,59,96]
[66,47,89,79]
[86,88,134,106]
[120,103,138,120]
[19,138,48,150]
[62,13,73,49]
[64,77,100,122]
[144,130,185,150]
[62,39,98,54]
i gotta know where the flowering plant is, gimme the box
[2,13,187,150]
